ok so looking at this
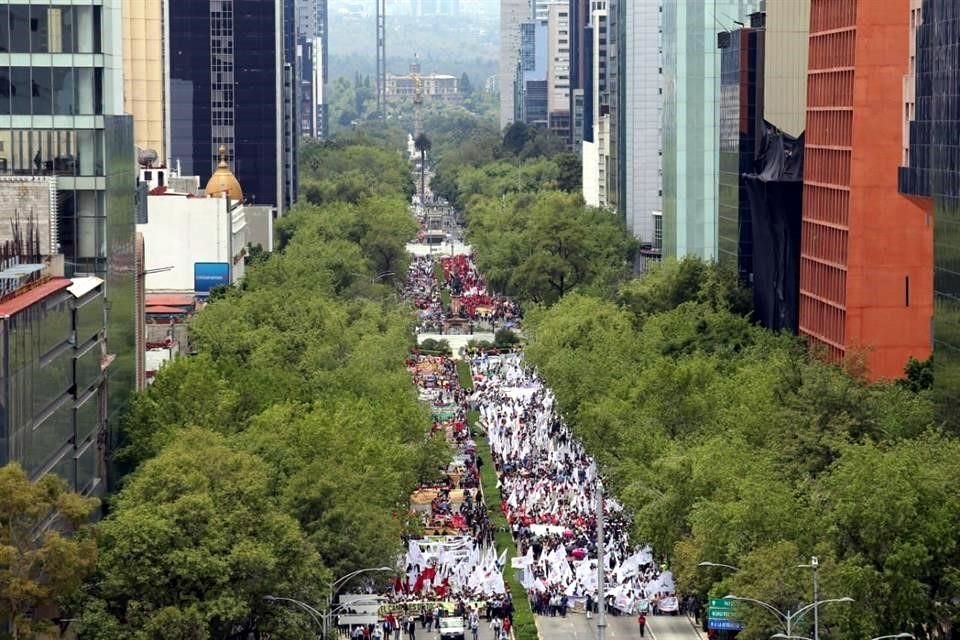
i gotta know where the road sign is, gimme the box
[708,619,744,631]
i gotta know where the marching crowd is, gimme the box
[468,351,678,616]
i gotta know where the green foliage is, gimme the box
[298,139,413,206]
[493,328,520,349]
[0,464,99,639]
[419,339,453,356]
[80,429,325,640]
[899,356,934,392]
[521,283,949,639]
[467,191,633,305]
[99,136,447,636]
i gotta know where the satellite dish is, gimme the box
[138,148,159,167]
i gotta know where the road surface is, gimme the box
[535,611,704,640]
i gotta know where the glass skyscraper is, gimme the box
[0,0,137,490]
[661,0,758,259]
[167,0,296,215]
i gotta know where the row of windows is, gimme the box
[806,147,852,187]
[802,219,849,265]
[807,69,854,108]
[0,128,105,178]
[808,28,855,71]
[810,0,857,33]
[803,183,850,227]
[0,5,102,54]
[807,109,852,147]
[801,255,847,306]
[799,293,847,350]
[0,67,104,117]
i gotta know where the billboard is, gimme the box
[194,262,230,295]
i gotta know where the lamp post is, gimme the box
[264,595,324,637]
[596,479,607,640]
[869,634,916,640]
[725,595,853,638]
[797,557,820,640]
[326,566,394,639]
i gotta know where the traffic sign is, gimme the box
[708,619,744,631]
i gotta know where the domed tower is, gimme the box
[204,145,244,201]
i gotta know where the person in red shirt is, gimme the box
[637,612,647,637]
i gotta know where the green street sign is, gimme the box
[709,599,731,609]
[708,599,737,620]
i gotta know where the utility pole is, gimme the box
[596,480,607,640]
[376,0,386,116]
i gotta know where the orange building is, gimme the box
[799,0,933,379]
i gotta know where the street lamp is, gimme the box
[797,557,821,640]
[869,635,915,640]
[264,595,324,637]
[698,561,740,571]
[724,595,853,637]
[326,566,394,638]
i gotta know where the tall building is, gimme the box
[899,0,960,410]
[717,23,761,283]
[582,1,610,207]
[605,0,624,213]
[735,0,810,334]
[296,0,329,138]
[568,0,590,147]
[0,0,137,491]
[515,20,549,126]
[500,0,531,129]
[800,0,932,379]
[623,0,662,246]
[167,0,296,216]
[546,3,571,142]
[122,0,166,159]
[661,0,758,259]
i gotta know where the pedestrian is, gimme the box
[489,616,502,638]
[406,615,416,640]
[469,609,480,640]
[638,612,647,638]
[433,605,441,631]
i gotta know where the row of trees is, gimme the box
[0,137,446,638]
[424,127,959,639]
[522,261,957,640]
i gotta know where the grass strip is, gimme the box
[476,434,539,640]
[456,360,474,390]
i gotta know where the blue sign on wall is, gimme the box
[194,262,230,295]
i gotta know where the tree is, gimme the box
[81,429,326,640]
[501,122,530,156]
[0,464,99,639]
[414,133,432,200]
[459,72,473,95]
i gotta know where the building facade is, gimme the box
[0,0,138,483]
[296,0,328,138]
[800,0,932,379]
[899,0,960,410]
[122,0,166,159]
[623,0,663,245]
[0,269,109,495]
[167,0,296,215]
[661,0,758,259]
[500,0,531,129]
[717,26,760,282]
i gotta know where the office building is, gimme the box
[515,20,549,126]
[661,0,758,259]
[624,0,663,246]
[546,3,571,143]
[899,0,960,409]
[296,0,328,138]
[568,0,590,147]
[737,0,809,334]
[718,23,760,283]
[122,0,166,160]
[582,1,609,208]
[0,255,110,495]
[167,0,296,216]
[500,0,530,129]
[800,0,932,379]
[0,0,138,483]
